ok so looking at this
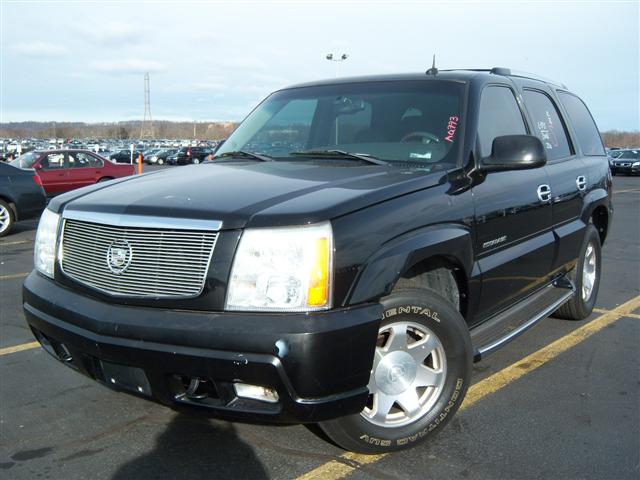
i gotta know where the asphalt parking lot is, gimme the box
[0,172,638,480]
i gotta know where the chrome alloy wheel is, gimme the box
[0,203,10,234]
[582,242,597,301]
[362,322,447,428]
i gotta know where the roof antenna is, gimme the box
[426,54,438,76]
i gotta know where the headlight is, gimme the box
[226,222,333,312]
[632,162,640,167]
[34,209,60,278]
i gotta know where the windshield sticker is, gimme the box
[445,116,459,143]
[410,152,432,160]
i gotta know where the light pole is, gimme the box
[326,53,348,145]
[326,53,348,78]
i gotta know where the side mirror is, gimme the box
[481,135,547,172]
[33,163,43,170]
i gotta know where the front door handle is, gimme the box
[576,176,587,191]
[537,184,551,203]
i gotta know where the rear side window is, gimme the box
[477,86,527,158]
[557,92,605,156]
[523,90,572,161]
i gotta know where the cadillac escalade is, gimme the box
[23,68,612,453]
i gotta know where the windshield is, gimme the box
[10,151,40,169]
[617,150,639,159]
[216,80,465,166]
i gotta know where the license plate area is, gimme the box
[99,361,152,397]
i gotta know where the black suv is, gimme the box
[169,146,210,164]
[24,68,612,453]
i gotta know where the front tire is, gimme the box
[320,288,472,453]
[554,224,601,320]
[0,199,15,237]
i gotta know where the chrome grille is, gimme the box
[60,219,218,298]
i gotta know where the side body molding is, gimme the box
[347,225,475,306]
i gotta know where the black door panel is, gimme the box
[473,169,553,320]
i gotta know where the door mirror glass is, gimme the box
[481,135,547,172]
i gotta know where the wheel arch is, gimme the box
[581,188,611,246]
[346,224,474,316]
[0,194,18,221]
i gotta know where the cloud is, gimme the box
[190,82,229,92]
[12,41,68,57]
[90,59,166,75]
[76,22,140,47]
[216,57,268,70]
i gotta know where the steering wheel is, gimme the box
[400,131,441,144]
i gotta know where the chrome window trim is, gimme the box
[61,209,222,232]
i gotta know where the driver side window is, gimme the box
[477,86,527,158]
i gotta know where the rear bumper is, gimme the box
[23,272,381,423]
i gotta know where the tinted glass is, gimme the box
[68,152,94,168]
[558,92,605,156]
[523,90,572,161]
[217,80,465,167]
[617,150,639,159]
[477,86,527,157]
[88,154,104,167]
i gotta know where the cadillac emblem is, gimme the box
[106,239,133,274]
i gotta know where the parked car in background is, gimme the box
[168,146,210,165]
[147,149,177,165]
[10,150,135,196]
[108,150,145,164]
[0,162,46,236]
[610,149,640,175]
[142,149,162,164]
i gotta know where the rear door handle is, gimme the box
[576,176,587,191]
[537,184,551,203]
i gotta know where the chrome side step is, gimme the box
[470,281,575,362]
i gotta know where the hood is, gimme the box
[55,161,445,229]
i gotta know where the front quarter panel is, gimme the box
[331,179,475,309]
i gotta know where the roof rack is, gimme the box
[441,68,567,89]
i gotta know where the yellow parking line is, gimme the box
[296,295,640,480]
[0,341,40,356]
[0,272,29,281]
[594,307,640,319]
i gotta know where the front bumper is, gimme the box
[23,272,381,423]
[611,164,640,175]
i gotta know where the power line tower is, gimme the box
[140,72,155,139]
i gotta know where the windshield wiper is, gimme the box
[213,150,274,162]
[289,149,389,166]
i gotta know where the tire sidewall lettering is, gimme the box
[382,305,440,323]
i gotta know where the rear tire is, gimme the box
[554,224,601,320]
[319,288,472,453]
[97,177,113,183]
[0,199,15,237]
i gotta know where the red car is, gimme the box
[10,149,135,196]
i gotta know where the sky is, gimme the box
[1,0,638,131]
